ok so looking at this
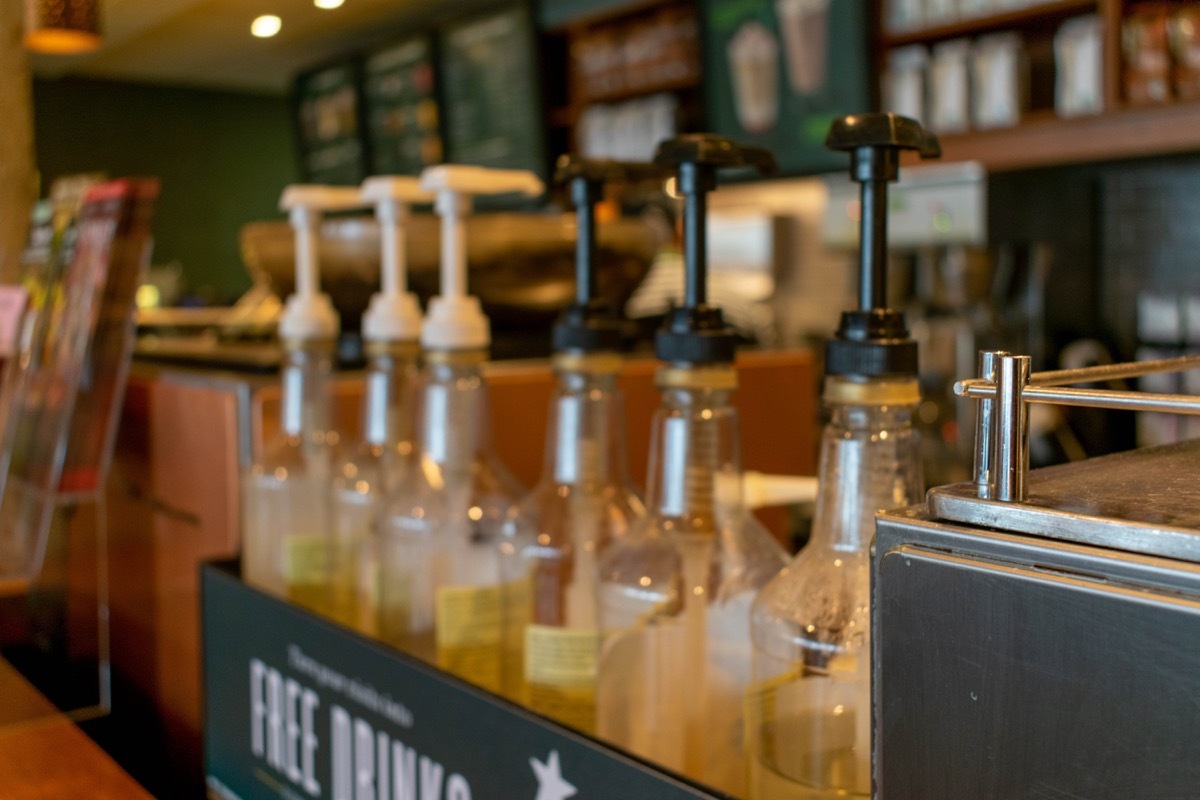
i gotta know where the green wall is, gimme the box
[32,77,298,302]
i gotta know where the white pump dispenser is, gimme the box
[418,165,544,350]
[277,184,364,341]
[359,177,432,342]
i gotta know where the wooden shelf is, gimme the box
[882,0,1097,47]
[581,73,700,105]
[902,102,1200,171]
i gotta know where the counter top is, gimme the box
[0,660,152,799]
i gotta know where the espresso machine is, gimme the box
[872,350,1200,798]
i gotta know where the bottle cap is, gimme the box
[418,165,544,350]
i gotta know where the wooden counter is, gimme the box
[0,659,152,799]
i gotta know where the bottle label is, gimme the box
[284,534,331,615]
[503,577,532,700]
[744,660,867,794]
[744,668,801,745]
[524,625,600,732]
[435,579,531,697]
[284,534,328,588]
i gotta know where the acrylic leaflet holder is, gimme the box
[0,178,158,725]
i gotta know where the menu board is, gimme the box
[295,61,368,185]
[364,35,443,176]
[701,0,870,175]
[439,6,547,181]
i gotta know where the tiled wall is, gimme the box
[1102,158,1200,355]
[991,153,1200,452]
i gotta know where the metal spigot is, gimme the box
[651,133,778,365]
[961,351,1200,502]
[826,112,941,314]
[824,112,941,380]
[552,155,670,353]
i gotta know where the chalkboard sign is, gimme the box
[295,61,368,185]
[364,35,443,176]
[439,6,547,181]
[701,0,870,176]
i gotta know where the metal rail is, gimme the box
[956,381,1200,415]
[1028,352,1200,387]
[959,351,1200,503]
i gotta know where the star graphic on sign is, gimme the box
[530,749,577,800]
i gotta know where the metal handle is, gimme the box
[961,351,1200,502]
[653,133,778,174]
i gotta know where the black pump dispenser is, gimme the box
[824,112,941,378]
[651,134,778,365]
[552,155,670,353]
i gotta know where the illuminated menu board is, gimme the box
[295,60,367,185]
[364,35,443,176]
[439,6,547,180]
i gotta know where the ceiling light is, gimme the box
[251,15,282,38]
[24,0,102,55]
[314,0,345,8]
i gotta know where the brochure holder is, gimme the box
[0,178,158,722]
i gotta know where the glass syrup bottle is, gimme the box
[747,113,940,800]
[242,185,363,611]
[375,165,543,698]
[505,157,664,732]
[594,135,786,797]
[327,177,430,633]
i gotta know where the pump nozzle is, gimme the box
[651,134,778,365]
[278,184,367,341]
[824,113,941,379]
[360,177,434,343]
[552,155,669,353]
[417,165,544,350]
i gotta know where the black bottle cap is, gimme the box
[825,310,919,377]
[552,301,625,352]
[654,306,737,365]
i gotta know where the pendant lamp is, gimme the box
[24,0,102,55]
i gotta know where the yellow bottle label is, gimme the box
[524,625,600,733]
[744,668,802,746]
[284,535,329,614]
[745,661,868,796]
[502,577,532,701]
[436,583,503,692]
[435,579,531,696]
[284,534,328,586]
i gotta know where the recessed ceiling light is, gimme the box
[251,15,282,38]
[315,0,345,8]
